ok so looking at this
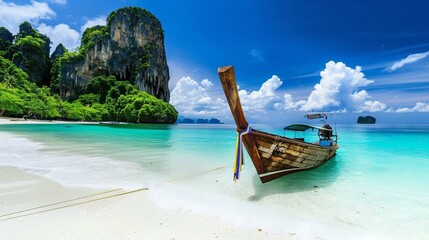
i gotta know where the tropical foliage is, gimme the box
[0,19,178,123]
[0,56,177,122]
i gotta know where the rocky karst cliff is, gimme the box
[55,7,170,101]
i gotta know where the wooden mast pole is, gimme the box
[218,66,265,178]
[217,66,247,130]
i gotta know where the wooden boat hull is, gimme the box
[218,66,339,183]
[249,130,338,182]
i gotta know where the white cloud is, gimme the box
[38,23,80,52]
[201,79,213,88]
[298,61,385,112]
[49,0,66,5]
[34,16,107,54]
[396,102,429,113]
[0,0,55,33]
[172,62,387,117]
[169,77,227,117]
[359,100,387,112]
[80,16,106,34]
[388,51,429,72]
[37,16,107,54]
[276,93,305,110]
[238,75,282,112]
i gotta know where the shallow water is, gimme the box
[1,123,428,239]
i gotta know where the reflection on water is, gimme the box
[249,157,341,201]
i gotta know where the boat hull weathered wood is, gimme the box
[218,66,339,183]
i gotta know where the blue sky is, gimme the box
[1,0,429,123]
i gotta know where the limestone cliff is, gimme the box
[56,7,170,101]
[51,43,67,61]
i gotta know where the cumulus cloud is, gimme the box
[396,102,429,113]
[388,51,429,72]
[36,16,107,54]
[296,61,385,112]
[359,100,387,112]
[238,75,282,112]
[0,0,55,33]
[275,93,305,110]
[80,16,106,34]
[169,77,227,117]
[38,23,80,52]
[201,79,213,88]
[39,16,107,54]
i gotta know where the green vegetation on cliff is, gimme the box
[9,22,51,86]
[80,25,109,56]
[0,57,177,122]
[52,6,169,101]
[0,56,60,119]
[0,58,177,122]
[0,7,177,123]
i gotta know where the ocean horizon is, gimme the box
[1,123,428,239]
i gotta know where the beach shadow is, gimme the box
[247,156,342,201]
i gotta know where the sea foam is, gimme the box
[0,132,151,190]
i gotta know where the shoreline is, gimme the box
[0,165,286,240]
[0,117,98,125]
[0,124,287,240]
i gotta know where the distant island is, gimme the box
[357,116,376,124]
[177,117,223,124]
[0,7,177,123]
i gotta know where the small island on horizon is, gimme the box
[357,116,376,124]
[176,116,223,124]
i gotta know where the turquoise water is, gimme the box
[1,123,428,239]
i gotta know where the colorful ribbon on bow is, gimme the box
[233,124,252,181]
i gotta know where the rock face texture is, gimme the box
[57,7,170,101]
[357,116,376,124]
[0,27,13,52]
[51,43,67,61]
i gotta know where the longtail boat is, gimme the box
[218,66,339,183]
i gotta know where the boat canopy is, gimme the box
[284,124,333,132]
[305,113,327,120]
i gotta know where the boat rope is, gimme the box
[159,166,225,185]
[234,123,252,181]
[0,188,148,222]
[0,188,122,218]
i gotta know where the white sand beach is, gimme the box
[0,117,97,125]
[0,118,286,240]
[0,166,287,240]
